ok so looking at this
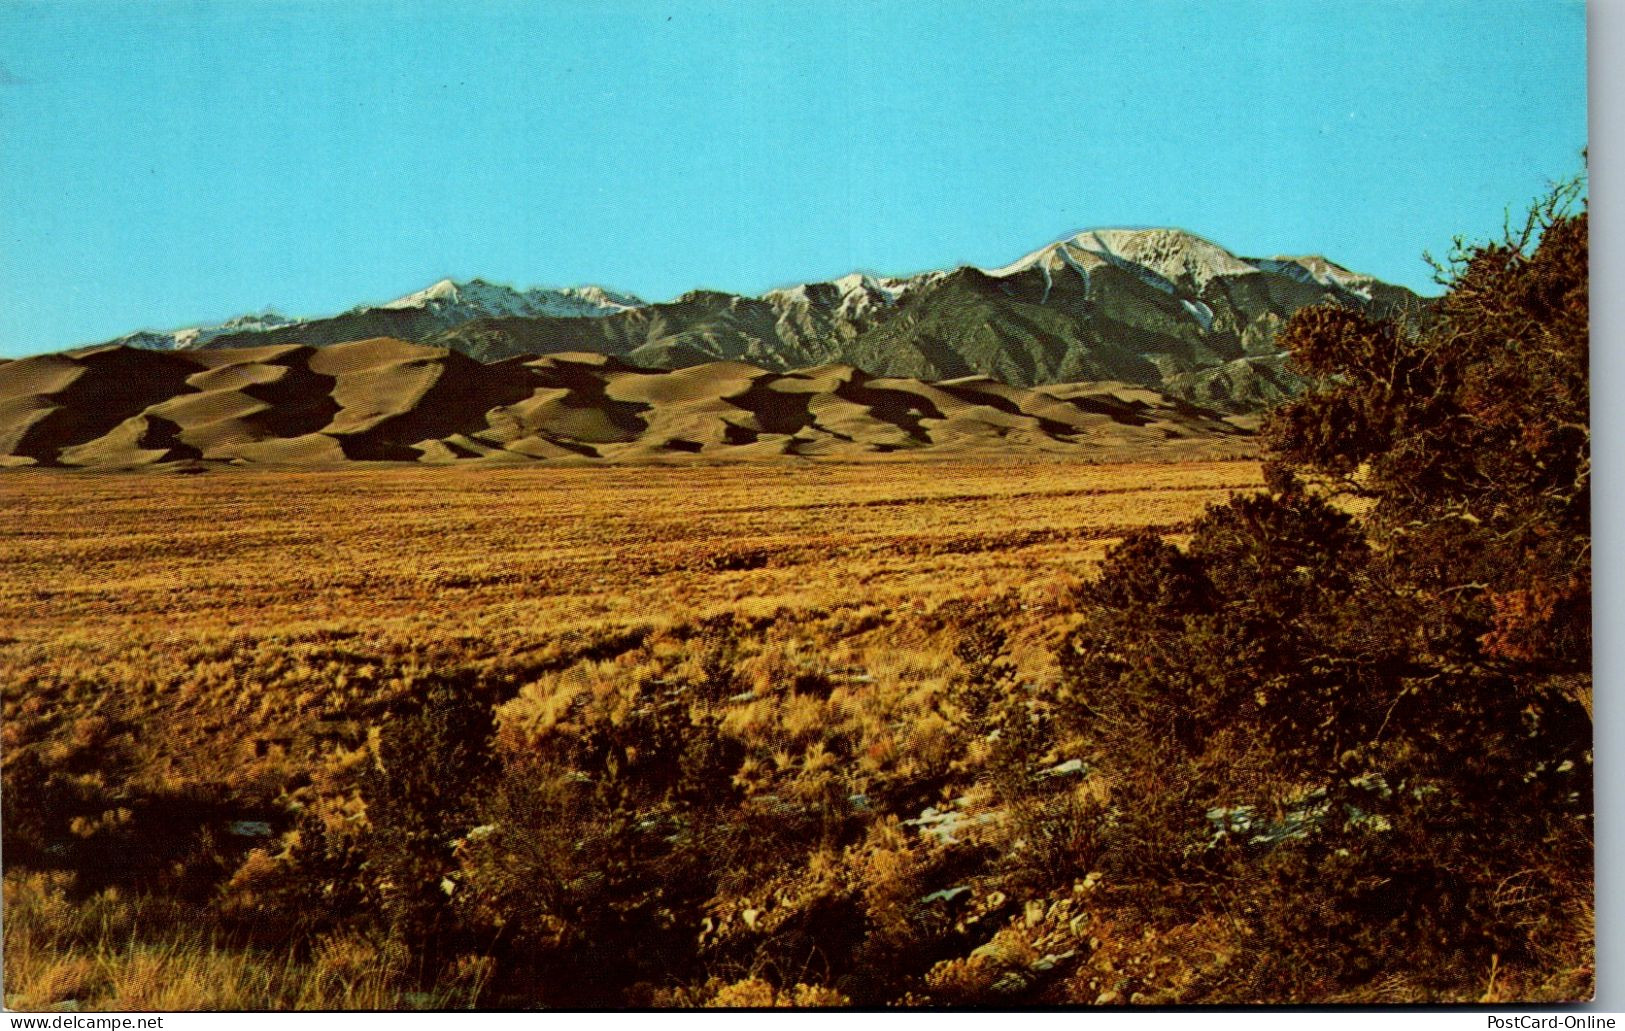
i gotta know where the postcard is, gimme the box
[0,0,1591,1012]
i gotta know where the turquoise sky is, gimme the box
[0,0,1587,357]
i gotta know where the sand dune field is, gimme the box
[0,339,1253,468]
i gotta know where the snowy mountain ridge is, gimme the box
[111,279,646,351]
[981,227,1381,300]
[374,278,645,319]
[82,228,1418,413]
[101,229,1394,354]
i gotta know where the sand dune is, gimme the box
[0,338,1253,468]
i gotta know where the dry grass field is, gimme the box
[1,456,1589,1008]
[0,456,1259,644]
[1,456,1259,812]
[1,456,1262,1009]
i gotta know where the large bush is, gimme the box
[1054,179,1592,996]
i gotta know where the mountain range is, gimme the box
[87,228,1421,413]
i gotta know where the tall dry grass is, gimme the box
[1,871,485,1010]
[18,458,1582,1007]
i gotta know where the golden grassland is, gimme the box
[1,456,1252,1009]
[0,456,1255,634]
[3,456,1254,811]
[0,456,1589,1008]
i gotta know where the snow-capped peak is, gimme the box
[117,308,305,350]
[219,310,295,330]
[982,227,1257,290]
[1080,228,1260,288]
[981,227,1387,306]
[373,278,644,319]
[378,278,464,308]
[764,270,943,320]
[109,279,644,352]
[376,278,526,312]
[1253,256,1377,301]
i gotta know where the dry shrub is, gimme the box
[1056,915,1239,1005]
[854,822,925,950]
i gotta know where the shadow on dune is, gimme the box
[0,340,1251,466]
[11,349,202,465]
[725,375,817,435]
[334,352,541,461]
[936,383,1086,437]
[236,350,345,439]
[832,381,945,442]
